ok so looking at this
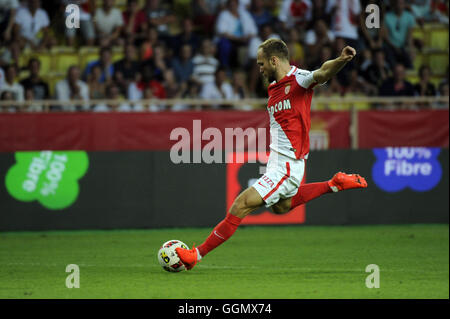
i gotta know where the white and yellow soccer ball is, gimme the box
[157,240,189,272]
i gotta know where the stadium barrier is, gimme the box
[0,149,447,231]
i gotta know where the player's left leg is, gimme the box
[175,187,265,270]
[272,172,368,214]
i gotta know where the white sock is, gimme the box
[196,248,202,260]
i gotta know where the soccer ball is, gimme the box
[157,240,189,272]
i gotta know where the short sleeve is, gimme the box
[294,69,318,89]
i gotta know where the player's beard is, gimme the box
[262,69,275,87]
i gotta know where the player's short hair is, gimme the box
[258,38,289,61]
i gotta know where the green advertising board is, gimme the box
[5,151,89,210]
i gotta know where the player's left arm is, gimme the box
[313,46,356,84]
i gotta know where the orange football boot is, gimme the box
[175,245,199,270]
[328,172,368,192]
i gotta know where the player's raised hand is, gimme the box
[340,46,356,62]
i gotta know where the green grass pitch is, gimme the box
[0,224,448,299]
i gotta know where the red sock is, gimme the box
[291,182,332,209]
[197,213,242,257]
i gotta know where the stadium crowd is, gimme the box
[0,0,449,112]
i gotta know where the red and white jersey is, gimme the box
[266,66,318,160]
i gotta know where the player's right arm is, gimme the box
[313,46,356,84]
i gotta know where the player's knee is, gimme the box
[271,202,290,215]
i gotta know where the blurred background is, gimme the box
[0,0,448,230]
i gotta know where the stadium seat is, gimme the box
[44,73,66,98]
[429,53,449,76]
[412,27,427,44]
[413,53,428,72]
[54,53,81,74]
[429,28,449,51]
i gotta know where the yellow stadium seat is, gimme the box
[413,53,429,72]
[429,53,449,76]
[406,74,420,85]
[412,27,427,43]
[44,73,66,98]
[429,28,449,51]
[112,51,124,63]
[430,76,444,88]
[54,53,81,74]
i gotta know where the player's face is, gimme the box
[257,49,276,82]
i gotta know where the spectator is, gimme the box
[141,44,171,81]
[344,68,378,98]
[134,86,160,111]
[83,46,114,84]
[414,65,436,96]
[286,27,305,68]
[128,64,166,101]
[432,0,449,24]
[86,64,106,100]
[434,82,449,108]
[192,38,220,85]
[311,45,333,71]
[379,63,415,108]
[199,68,235,109]
[231,70,252,110]
[172,44,194,85]
[55,65,90,111]
[172,79,202,111]
[362,49,390,90]
[122,0,147,44]
[308,0,331,28]
[93,83,132,112]
[0,64,24,102]
[163,69,182,101]
[304,19,335,68]
[139,26,161,61]
[0,66,5,90]
[409,0,440,25]
[191,0,217,35]
[326,0,361,50]
[13,0,55,50]
[24,87,43,112]
[94,0,124,47]
[215,0,258,69]
[247,23,280,95]
[278,0,313,31]
[62,0,95,46]
[0,90,16,112]
[170,18,201,55]
[249,0,275,29]
[19,57,50,101]
[382,0,416,69]
[414,64,436,108]
[113,43,140,89]
[142,0,176,38]
[0,0,19,45]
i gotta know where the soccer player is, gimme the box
[176,38,368,270]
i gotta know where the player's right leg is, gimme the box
[271,172,368,215]
[175,187,264,270]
